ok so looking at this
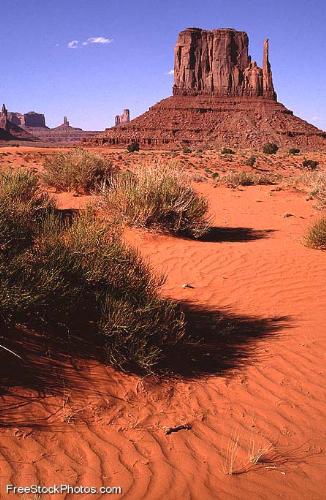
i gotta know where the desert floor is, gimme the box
[0,147,325,499]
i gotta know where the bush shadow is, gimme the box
[162,302,290,378]
[199,227,276,242]
[0,304,291,427]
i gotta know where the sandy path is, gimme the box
[0,183,325,499]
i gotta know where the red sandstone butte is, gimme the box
[173,28,276,99]
[94,28,326,150]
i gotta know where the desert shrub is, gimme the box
[0,170,185,372]
[0,169,53,256]
[289,148,300,155]
[263,143,279,155]
[183,146,192,154]
[304,218,326,250]
[302,159,319,170]
[127,142,140,153]
[43,149,116,193]
[288,171,326,209]
[244,156,256,167]
[308,173,326,208]
[219,171,278,188]
[221,148,235,155]
[0,168,39,201]
[104,164,210,238]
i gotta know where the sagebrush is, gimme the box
[302,159,319,170]
[104,164,210,238]
[263,143,278,155]
[43,149,117,193]
[127,142,140,153]
[244,156,256,167]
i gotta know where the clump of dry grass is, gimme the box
[306,172,326,208]
[104,163,210,238]
[218,171,279,188]
[304,218,326,250]
[43,148,117,193]
[289,171,326,209]
[222,431,241,475]
[248,438,274,465]
[221,432,275,475]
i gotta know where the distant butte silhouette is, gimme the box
[95,28,326,150]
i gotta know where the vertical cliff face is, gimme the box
[173,28,276,100]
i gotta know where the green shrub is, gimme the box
[0,168,39,201]
[263,143,279,155]
[183,146,192,154]
[127,142,140,153]
[302,159,319,170]
[0,170,185,372]
[221,148,235,155]
[0,169,53,256]
[304,218,326,250]
[289,148,300,155]
[104,164,210,238]
[244,156,256,167]
[43,149,116,193]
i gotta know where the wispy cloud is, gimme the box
[84,36,113,45]
[167,69,174,75]
[67,40,79,49]
[67,36,113,49]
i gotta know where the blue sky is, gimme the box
[0,0,325,131]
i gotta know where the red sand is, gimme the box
[0,151,325,499]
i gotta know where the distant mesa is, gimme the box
[115,109,130,127]
[0,107,99,144]
[7,110,47,129]
[34,115,98,143]
[94,28,326,150]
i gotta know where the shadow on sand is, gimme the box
[199,227,276,243]
[0,303,291,428]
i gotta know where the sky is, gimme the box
[0,0,325,131]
